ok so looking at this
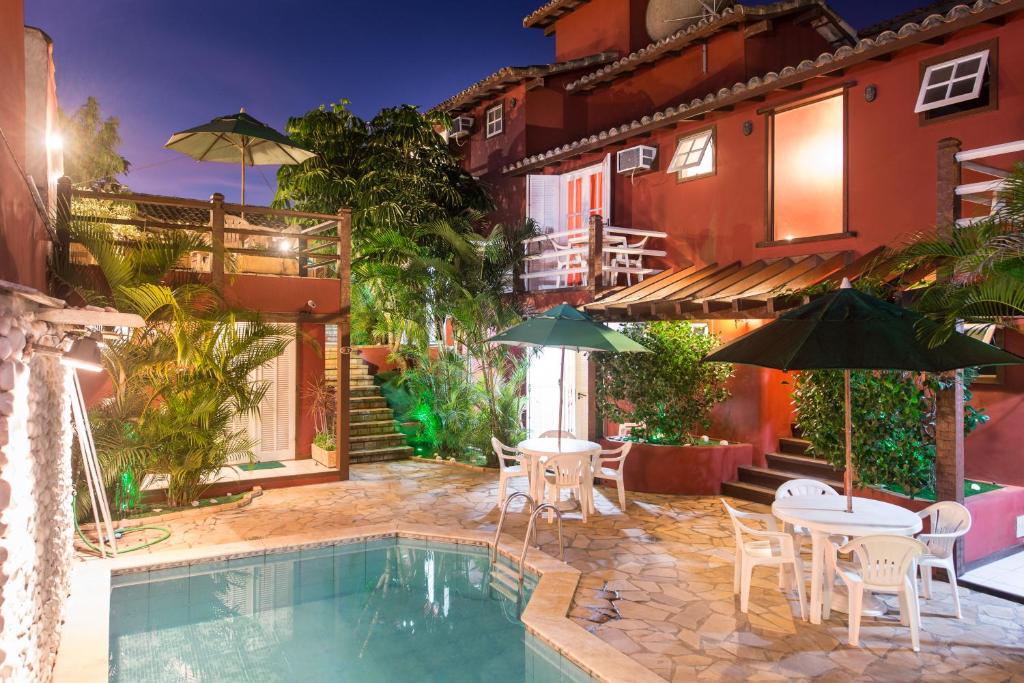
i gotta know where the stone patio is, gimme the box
[106,460,1024,682]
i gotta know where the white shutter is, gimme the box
[251,325,296,461]
[526,174,560,234]
[601,154,612,221]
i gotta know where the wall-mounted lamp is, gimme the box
[742,121,754,136]
[61,336,103,373]
[865,85,878,103]
[46,133,64,153]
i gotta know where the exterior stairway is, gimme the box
[348,356,413,464]
[721,431,846,505]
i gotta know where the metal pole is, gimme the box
[557,347,565,451]
[844,369,853,513]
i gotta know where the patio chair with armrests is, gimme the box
[829,534,927,651]
[539,430,577,439]
[721,499,807,620]
[916,501,972,618]
[543,452,591,523]
[491,437,528,506]
[609,235,649,286]
[591,442,632,512]
[774,479,848,551]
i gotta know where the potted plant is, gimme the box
[304,377,337,467]
[595,321,750,495]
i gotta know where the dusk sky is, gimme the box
[27,0,925,206]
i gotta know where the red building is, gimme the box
[439,0,1024,559]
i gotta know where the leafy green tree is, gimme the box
[59,96,130,187]
[793,369,987,497]
[596,322,733,445]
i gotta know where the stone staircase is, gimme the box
[348,356,412,464]
[721,431,846,505]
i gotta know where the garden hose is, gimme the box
[72,493,172,555]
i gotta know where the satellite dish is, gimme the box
[645,0,734,42]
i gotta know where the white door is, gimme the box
[526,347,576,438]
[250,324,296,461]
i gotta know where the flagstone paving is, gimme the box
[116,460,1024,682]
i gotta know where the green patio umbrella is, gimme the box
[165,108,316,206]
[488,304,649,448]
[703,279,1024,512]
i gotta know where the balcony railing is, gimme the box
[520,216,667,292]
[56,180,350,287]
[954,139,1024,227]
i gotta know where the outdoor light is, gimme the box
[277,239,292,253]
[46,132,63,152]
[61,336,103,373]
[785,234,795,241]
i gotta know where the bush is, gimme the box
[595,321,733,445]
[793,370,987,497]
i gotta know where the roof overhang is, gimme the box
[0,279,145,328]
[524,0,592,31]
[584,248,936,322]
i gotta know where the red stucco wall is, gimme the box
[0,1,50,291]
[552,0,647,62]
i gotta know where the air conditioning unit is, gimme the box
[450,116,474,140]
[617,145,657,174]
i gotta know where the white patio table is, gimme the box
[517,437,601,515]
[772,495,923,624]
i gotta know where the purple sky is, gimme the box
[26,0,922,206]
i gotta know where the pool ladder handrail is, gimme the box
[491,492,565,597]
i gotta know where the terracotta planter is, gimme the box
[311,443,338,468]
[600,438,754,495]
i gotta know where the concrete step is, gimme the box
[351,396,388,409]
[350,445,413,464]
[351,385,382,398]
[721,481,776,506]
[764,452,844,481]
[350,433,408,452]
[350,407,394,422]
[350,420,400,437]
[737,466,845,494]
[779,437,812,456]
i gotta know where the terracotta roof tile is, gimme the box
[565,0,855,93]
[434,52,618,114]
[523,0,591,29]
[505,0,1017,174]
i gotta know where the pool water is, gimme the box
[109,538,592,682]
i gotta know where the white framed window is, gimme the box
[914,49,990,113]
[667,128,714,180]
[485,103,503,138]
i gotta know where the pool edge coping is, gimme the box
[54,521,663,683]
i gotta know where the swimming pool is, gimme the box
[108,537,592,682]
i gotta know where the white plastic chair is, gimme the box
[616,423,641,438]
[916,501,972,618]
[491,437,528,506]
[543,452,590,523]
[721,499,807,620]
[547,238,574,288]
[591,442,632,511]
[610,235,649,286]
[539,430,576,439]
[829,535,927,651]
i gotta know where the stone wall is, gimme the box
[0,295,73,682]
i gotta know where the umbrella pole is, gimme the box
[557,347,565,451]
[240,142,246,208]
[844,369,853,513]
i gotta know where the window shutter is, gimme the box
[601,154,612,221]
[526,174,560,234]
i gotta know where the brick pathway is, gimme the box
[121,460,1024,682]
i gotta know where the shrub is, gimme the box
[792,369,987,497]
[595,321,733,445]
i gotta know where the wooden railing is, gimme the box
[519,215,667,292]
[57,179,348,289]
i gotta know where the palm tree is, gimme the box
[896,164,1024,344]
[55,213,290,509]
